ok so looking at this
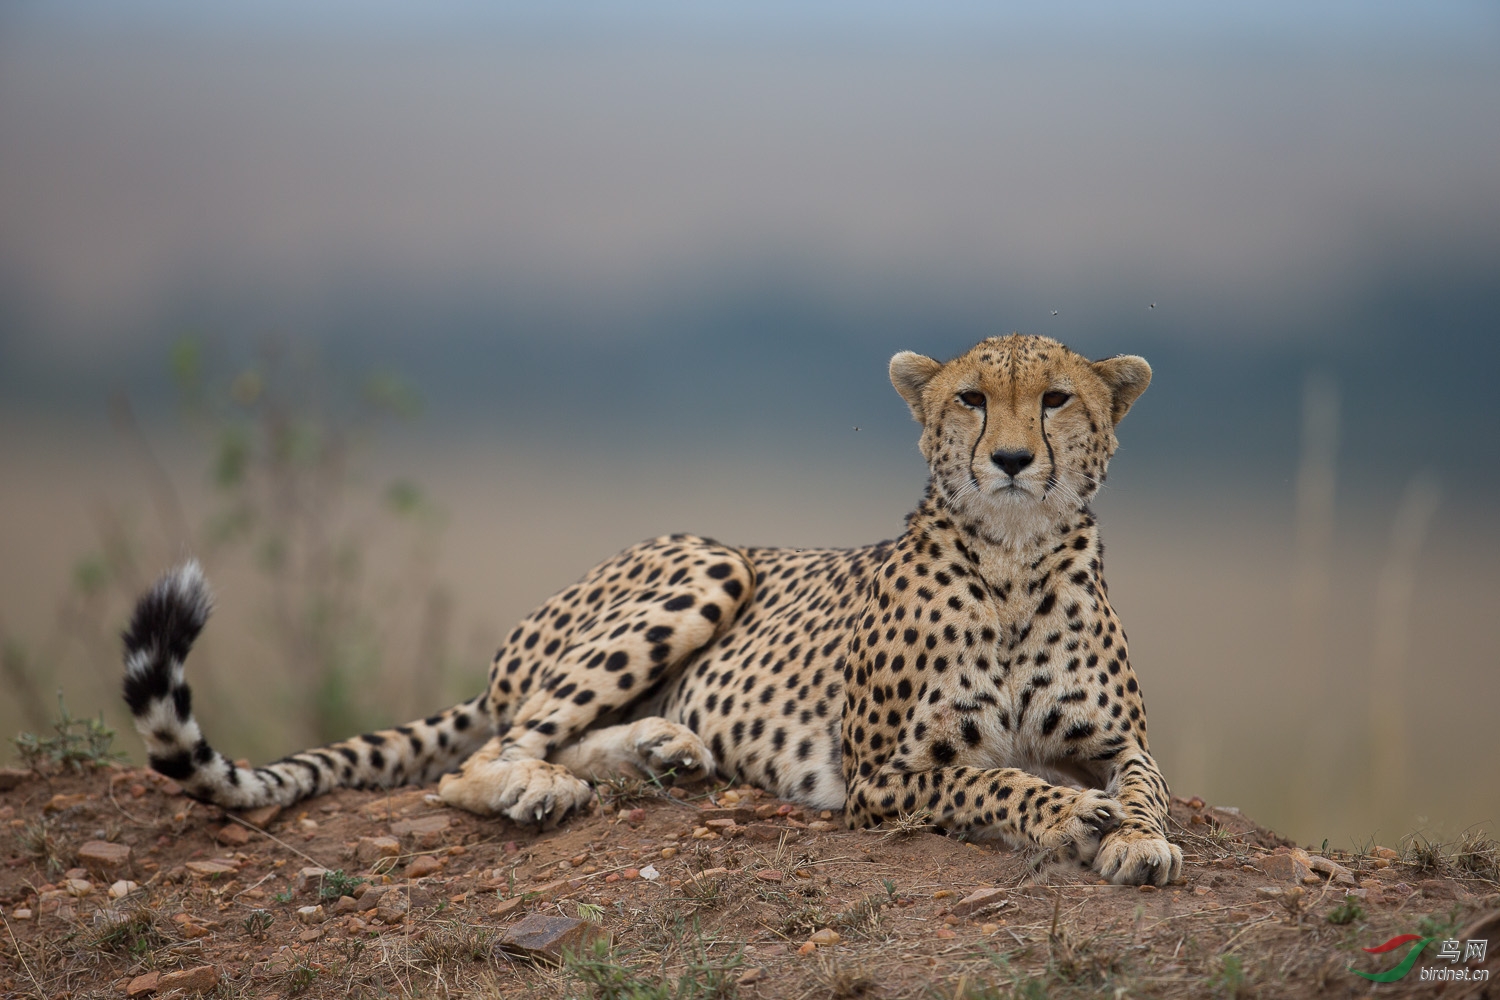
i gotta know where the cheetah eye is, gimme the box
[958,390,985,408]
[1042,391,1071,409]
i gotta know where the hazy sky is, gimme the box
[2,1,1497,362]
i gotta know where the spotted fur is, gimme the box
[121,334,1182,882]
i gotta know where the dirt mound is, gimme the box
[2,764,1496,998]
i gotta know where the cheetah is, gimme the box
[121,334,1183,886]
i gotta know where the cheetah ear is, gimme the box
[1091,355,1152,424]
[890,352,943,424]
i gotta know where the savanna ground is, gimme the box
[1,712,1497,1000]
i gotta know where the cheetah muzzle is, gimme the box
[120,333,1184,887]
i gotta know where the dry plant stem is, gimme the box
[2,912,46,1000]
[223,814,330,871]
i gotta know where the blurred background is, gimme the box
[1,1,1496,850]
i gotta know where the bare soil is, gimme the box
[2,764,1496,999]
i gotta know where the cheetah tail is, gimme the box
[121,561,492,809]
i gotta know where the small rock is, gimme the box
[185,860,237,878]
[622,868,641,880]
[1139,884,1160,893]
[406,855,445,879]
[1259,853,1314,883]
[755,870,784,883]
[704,818,738,830]
[12,908,32,920]
[357,836,402,864]
[754,803,781,819]
[625,808,647,824]
[157,965,219,994]
[179,922,212,939]
[77,840,132,874]
[1303,852,1358,886]
[806,928,841,946]
[126,971,161,996]
[797,941,818,956]
[296,904,326,924]
[391,814,450,838]
[391,814,450,848]
[292,866,330,893]
[213,824,252,847]
[699,807,757,824]
[737,967,765,985]
[744,823,798,843]
[299,927,324,942]
[333,895,360,915]
[45,792,90,813]
[63,877,93,897]
[935,928,957,939]
[498,912,611,962]
[239,803,282,827]
[639,864,660,881]
[375,889,409,924]
[492,895,527,919]
[660,847,678,859]
[807,821,834,833]
[952,888,1008,917]
[359,789,435,820]
[1372,846,1399,860]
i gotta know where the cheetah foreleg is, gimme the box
[1090,750,1183,886]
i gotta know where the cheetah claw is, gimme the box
[1094,828,1183,886]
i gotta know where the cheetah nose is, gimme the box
[991,450,1034,477]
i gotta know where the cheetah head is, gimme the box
[889,334,1150,529]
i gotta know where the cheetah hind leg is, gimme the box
[551,717,715,785]
[437,738,594,829]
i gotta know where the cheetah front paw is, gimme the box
[627,718,715,781]
[1094,827,1183,886]
[437,757,593,829]
[1034,788,1124,865]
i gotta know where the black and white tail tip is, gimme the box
[121,561,214,782]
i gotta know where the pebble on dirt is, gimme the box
[499,912,611,963]
[77,840,132,874]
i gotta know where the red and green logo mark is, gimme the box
[1350,935,1433,983]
